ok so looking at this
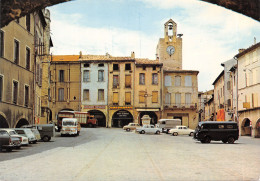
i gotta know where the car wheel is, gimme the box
[227,137,235,144]
[200,140,205,143]
[77,131,80,136]
[222,140,227,143]
[173,132,178,136]
[126,128,130,132]
[88,123,93,128]
[42,136,49,142]
[33,140,37,144]
[204,136,211,143]
[189,132,194,136]
[156,130,160,134]
[141,130,145,134]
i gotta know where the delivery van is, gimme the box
[156,119,182,133]
[61,118,81,136]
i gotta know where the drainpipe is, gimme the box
[33,13,37,125]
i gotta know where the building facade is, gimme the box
[235,42,260,138]
[0,14,35,128]
[50,55,81,123]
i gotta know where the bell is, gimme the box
[168,24,173,30]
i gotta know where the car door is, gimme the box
[178,127,183,134]
[182,127,189,135]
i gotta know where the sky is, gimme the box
[48,0,260,92]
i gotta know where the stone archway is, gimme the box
[255,119,260,138]
[241,118,252,136]
[0,114,9,128]
[112,110,133,128]
[16,118,29,128]
[138,111,158,126]
[88,110,106,127]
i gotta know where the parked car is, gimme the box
[22,124,55,142]
[169,126,195,136]
[193,121,239,144]
[0,131,16,152]
[123,123,140,132]
[0,129,28,146]
[136,124,161,134]
[0,130,21,149]
[14,128,37,144]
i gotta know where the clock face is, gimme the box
[166,46,175,55]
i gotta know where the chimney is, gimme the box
[79,51,82,58]
[254,37,256,45]
[238,49,245,53]
[131,51,135,59]
[106,52,110,58]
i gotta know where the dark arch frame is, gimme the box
[0,114,9,128]
[88,110,106,127]
[112,110,133,128]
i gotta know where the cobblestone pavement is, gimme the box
[0,128,259,181]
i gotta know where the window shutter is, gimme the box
[125,75,131,88]
[152,91,158,103]
[125,92,131,104]
[113,92,119,104]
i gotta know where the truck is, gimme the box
[57,111,98,131]
[156,119,182,133]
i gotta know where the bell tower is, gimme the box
[156,19,182,70]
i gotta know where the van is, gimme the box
[22,124,55,142]
[61,118,81,136]
[193,121,239,144]
[156,119,182,133]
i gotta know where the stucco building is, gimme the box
[234,42,260,138]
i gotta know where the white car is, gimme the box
[1,129,29,146]
[169,126,194,136]
[14,128,37,144]
[136,125,161,134]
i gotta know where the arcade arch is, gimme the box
[112,110,133,128]
[88,110,106,127]
[241,118,251,136]
[16,118,29,128]
[0,114,9,128]
[138,111,158,126]
[255,119,260,138]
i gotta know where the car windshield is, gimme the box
[9,131,18,135]
[0,130,9,136]
[63,121,75,126]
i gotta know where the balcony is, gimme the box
[164,103,197,110]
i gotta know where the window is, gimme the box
[165,93,171,105]
[25,86,29,107]
[26,47,30,70]
[139,91,145,103]
[142,66,146,70]
[185,93,191,106]
[59,70,64,82]
[125,92,131,105]
[175,76,181,86]
[83,70,90,82]
[14,40,19,64]
[13,81,18,104]
[98,63,104,67]
[58,88,64,101]
[113,64,119,71]
[125,75,131,88]
[26,14,30,32]
[185,76,192,86]
[83,89,89,101]
[139,73,145,85]
[98,70,104,82]
[84,63,90,67]
[0,75,3,101]
[113,92,119,105]
[98,89,104,101]
[0,30,4,57]
[113,75,119,88]
[152,91,158,103]
[125,63,131,70]
[152,73,158,85]
[165,76,172,86]
[175,93,181,107]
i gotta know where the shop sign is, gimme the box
[83,105,106,109]
[110,106,133,110]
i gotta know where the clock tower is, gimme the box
[156,19,182,70]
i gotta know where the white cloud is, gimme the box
[50,14,157,59]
